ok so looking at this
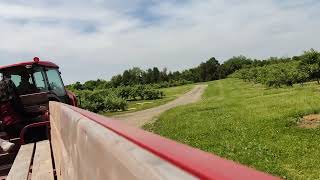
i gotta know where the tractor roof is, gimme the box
[0,57,59,70]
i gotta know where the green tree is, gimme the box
[299,49,320,84]
[110,74,123,87]
[199,57,221,81]
[221,55,252,77]
[152,67,160,83]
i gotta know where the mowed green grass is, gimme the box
[106,84,194,116]
[144,78,320,180]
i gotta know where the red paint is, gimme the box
[68,105,280,180]
[20,121,50,145]
[0,61,59,70]
[0,101,22,126]
[67,90,78,107]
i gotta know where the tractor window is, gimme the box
[16,74,39,95]
[33,71,47,91]
[1,67,41,95]
[46,69,66,97]
[10,75,22,87]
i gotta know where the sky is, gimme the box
[0,0,319,84]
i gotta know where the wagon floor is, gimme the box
[6,140,54,180]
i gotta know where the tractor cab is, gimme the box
[0,57,77,117]
[0,58,77,178]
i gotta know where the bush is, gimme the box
[76,90,106,113]
[117,86,132,100]
[74,84,165,113]
[115,85,165,100]
[231,61,310,87]
[143,87,164,100]
[152,80,192,89]
[75,90,128,113]
[104,94,128,112]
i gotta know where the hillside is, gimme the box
[145,78,320,179]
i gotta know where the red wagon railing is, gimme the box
[67,105,280,180]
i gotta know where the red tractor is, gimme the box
[0,57,77,178]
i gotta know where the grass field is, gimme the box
[105,84,194,116]
[144,78,320,180]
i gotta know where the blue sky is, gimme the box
[0,0,319,84]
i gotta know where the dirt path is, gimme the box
[114,84,208,127]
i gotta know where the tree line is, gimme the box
[68,56,244,91]
[67,56,228,112]
[68,49,320,91]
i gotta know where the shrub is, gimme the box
[117,85,165,100]
[143,87,164,100]
[73,84,165,112]
[231,61,310,88]
[104,94,128,112]
[75,89,128,113]
[117,86,132,99]
[76,90,106,113]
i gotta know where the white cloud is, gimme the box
[0,0,320,83]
